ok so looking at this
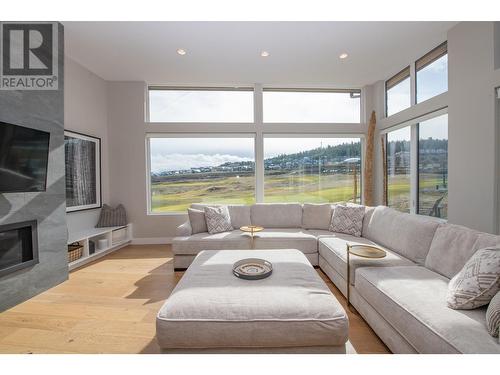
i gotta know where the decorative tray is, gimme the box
[232,258,273,280]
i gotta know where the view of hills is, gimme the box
[152,138,447,176]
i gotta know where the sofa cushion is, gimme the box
[302,203,333,230]
[251,203,302,228]
[172,230,251,255]
[486,292,500,337]
[473,232,500,251]
[307,229,334,238]
[446,247,500,309]
[318,234,414,285]
[425,223,481,279]
[355,266,500,353]
[188,208,208,234]
[191,204,251,229]
[362,206,440,265]
[253,229,318,254]
[329,204,365,237]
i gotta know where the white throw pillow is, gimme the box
[329,204,365,237]
[486,292,500,337]
[302,203,333,230]
[204,206,233,234]
[446,247,500,310]
[187,208,208,234]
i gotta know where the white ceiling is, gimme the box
[63,21,457,87]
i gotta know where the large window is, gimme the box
[263,137,361,204]
[418,114,448,218]
[386,67,411,117]
[146,86,364,214]
[148,87,254,122]
[416,43,448,103]
[263,89,361,123]
[386,127,411,213]
[148,136,255,213]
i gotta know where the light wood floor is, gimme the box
[0,245,389,354]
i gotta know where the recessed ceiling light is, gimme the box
[177,48,187,56]
[339,53,348,59]
[260,51,270,57]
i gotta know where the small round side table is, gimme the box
[240,225,264,249]
[346,244,386,308]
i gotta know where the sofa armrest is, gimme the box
[176,221,192,236]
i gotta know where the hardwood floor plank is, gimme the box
[0,245,389,354]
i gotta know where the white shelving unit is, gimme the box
[67,224,133,271]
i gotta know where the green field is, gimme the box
[151,172,360,212]
[151,172,447,218]
[388,174,448,218]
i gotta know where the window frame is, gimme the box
[146,133,257,215]
[384,125,412,213]
[415,42,448,104]
[147,86,255,124]
[382,108,448,216]
[385,66,411,117]
[416,113,448,219]
[262,133,365,205]
[384,41,448,119]
[262,87,362,124]
[145,85,366,215]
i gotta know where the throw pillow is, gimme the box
[446,247,500,310]
[486,292,500,337]
[329,204,365,237]
[302,203,333,230]
[204,206,233,234]
[188,208,208,234]
[96,204,127,228]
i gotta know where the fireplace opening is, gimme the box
[0,220,38,278]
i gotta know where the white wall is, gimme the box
[107,82,185,242]
[64,57,110,234]
[447,22,498,233]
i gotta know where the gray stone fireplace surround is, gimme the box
[0,23,67,312]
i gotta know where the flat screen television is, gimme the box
[0,121,50,193]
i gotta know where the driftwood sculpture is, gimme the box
[363,111,376,206]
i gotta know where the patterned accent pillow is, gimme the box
[446,247,500,310]
[96,204,127,228]
[329,204,365,237]
[204,206,233,234]
[486,292,500,337]
[188,208,208,234]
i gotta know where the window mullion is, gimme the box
[410,124,419,214]
[410,63,417,107]
[254,84,264,203]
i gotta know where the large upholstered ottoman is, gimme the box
[156,249,349,353]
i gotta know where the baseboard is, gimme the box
[131,237,173,245]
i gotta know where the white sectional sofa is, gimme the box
[172,203,500,354]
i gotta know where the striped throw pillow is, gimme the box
[96,204,127,228]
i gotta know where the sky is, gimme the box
[149,90,360,123]
[149,90,254,122]
[263,92,360,123]
[150,138,254,172]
